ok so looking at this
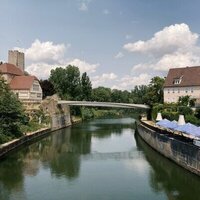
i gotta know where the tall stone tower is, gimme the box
[8,50,25,72]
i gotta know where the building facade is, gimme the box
[164,66,200,103]
[0,51,42,102]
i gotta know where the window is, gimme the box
[30,92,36,97]
[173,76,183,85]
[178,89,180,93]
[37,93,41,98]
[168,89,170,93]
[191,88,193,93]
[33,84,39,91]
[19,92,28,97]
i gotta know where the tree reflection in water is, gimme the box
[135,134,200,200]
[0,118,135,200]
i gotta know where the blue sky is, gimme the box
[1,0,200,90]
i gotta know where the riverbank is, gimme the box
[137,120,200,176]
[80,107,142,121]
[0,114,84,159]
[0,127,51,158]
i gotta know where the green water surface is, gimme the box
[0,118,200,200]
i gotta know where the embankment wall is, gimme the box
[137,122,200,176]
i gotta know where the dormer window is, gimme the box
[173,76,183,85]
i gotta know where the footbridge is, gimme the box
[57,101,150,109]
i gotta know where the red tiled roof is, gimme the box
[9,76,37,90]
[0,63,24,76]
[164,66,200,88]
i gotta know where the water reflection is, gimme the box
[0,119,135,200]
[0,118,199,200]
[135,134,200,200]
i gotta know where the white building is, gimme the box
[0,51,42,102]
[164,66,200,103]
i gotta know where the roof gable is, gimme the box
[9,76,38,90]
[164,66,200,87]
[0,63,24,76]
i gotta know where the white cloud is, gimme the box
[79,3,88,11]
[91,73,118,88]
[14,39,99,79]
[123,23,200,78]
[153,51,200,71]
[103,9,110,15]
[15,39,68,64]
[125,34,132,40]
[124,158,149,175]
[131,47,200,74]
[78,0,91,11]
[115,52,124,59]
[119,74,151,89]
[26,58,99,80]
[26,62,58,79]
[104,73,151,91]
[67,58,99,74]
[124,23,198,55]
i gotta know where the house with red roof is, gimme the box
[164,66,200,103]
[0,51,42,102]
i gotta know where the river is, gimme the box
[0,118,200,200]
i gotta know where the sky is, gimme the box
[1,0,200,90]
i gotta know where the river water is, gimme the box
[0,118,200,200]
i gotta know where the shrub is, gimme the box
[195,108,200,119]
[185,114,200,126]
[178,106,193,115]
[151,104,163,120]
[81,107,94,120]
[161,111,179,121]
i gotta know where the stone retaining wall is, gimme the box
[0,128,51,158]
[137,122,200,176]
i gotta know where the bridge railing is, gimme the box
[57,100,150,109]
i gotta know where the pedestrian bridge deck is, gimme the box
[58,101,150,109]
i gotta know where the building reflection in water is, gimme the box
[135,134,200,200]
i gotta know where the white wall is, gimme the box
[164,86,200,103]
[12,80,43,102]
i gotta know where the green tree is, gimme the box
[130,85,149,104]
[145,76,165,106]
[92,87,111,102]
[49,65,81,100]
[40,79,56,99]
[81,72,92,100]
[111,89,123,103]
[121,90,130,103]
[178,95,190,106]
[0,76,26,143]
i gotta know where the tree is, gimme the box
[145,76,165,106]
[111,89,123,103]
[92,87,111,102]
[130,85,149,104]
[121,90,131,103]
[81,72,92,100]
[40,79,56,99]
[49,65,81,100]
[111,89,131,103]
[0,76,26,143]
[178,95,190,106]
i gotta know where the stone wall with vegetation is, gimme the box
[40,95,71,129]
